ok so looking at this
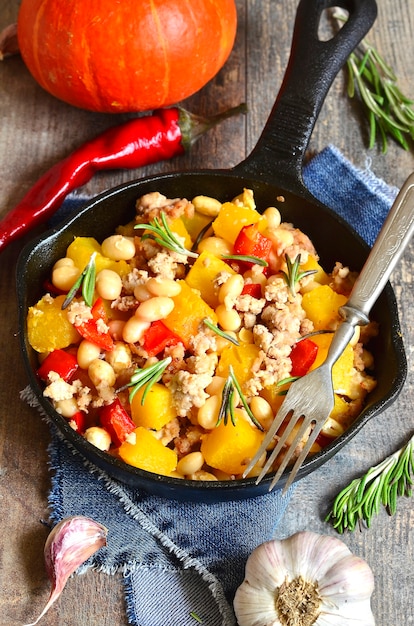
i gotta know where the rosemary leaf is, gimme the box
[326,434,414,532]
[203,317,240,346]
[134,212,199,258]
[221,253,268,267]
[333,8,414,153]
[61,252,97,309]
[118,357,172,404]
[281,254,317,296]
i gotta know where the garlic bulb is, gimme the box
[233,531,375,626]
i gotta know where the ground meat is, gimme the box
[236,294,266,315]
[148,250,188,279]
[136,193,194,222]
[167,370,213,416]
[67,301,93,325]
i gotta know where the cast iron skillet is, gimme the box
[17,0,407,502]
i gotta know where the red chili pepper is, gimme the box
[74,297,114,351]
[233,223,273,264]
[0,104,246,253]
[289,338,319,377]
[241,283,263,299]
[141,320,182,357]
[37,349,78,382]
[99,398,136,447]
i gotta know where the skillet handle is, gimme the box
[233,0,377,196]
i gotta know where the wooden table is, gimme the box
[1,1,413,624]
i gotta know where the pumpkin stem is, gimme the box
[178,103,247,149]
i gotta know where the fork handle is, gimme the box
[342,172,414,319]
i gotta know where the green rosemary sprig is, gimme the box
[281,254,317,296]
[217,365,264,430]
[61,252,97,309]
[134,212,199,258]
[326,433,414,533]
[334,8,414,153]
[222,253,268,267]
[203,317,240,346]
[118,356,172,404]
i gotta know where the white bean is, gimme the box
[192,195,222,217]
[197,395,221,430]
[197,236,232,256]
[135,296,174,322]
[77,340,102,369]
[218,274,244,304]
[176,451,204,476]
[52,264,81,291]
[84,427,111,451]
[105,342,132,373]
[101,235,136,260]
[95,269,123,300]
[146,276,181,297]
[88,358,116,387]
[215,304,241,332]
[122,317,150,344]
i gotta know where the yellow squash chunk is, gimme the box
[27,294,81,353]
[216,343,261,394]
[67,237,130,276]
[185,251,236,307]
[131,383,176,430]
[181,211,212,241]
[168,217,193,250]
[118,427,177,476]
[302,284,347,330]
[300,255,330,284]
[309,333,356,398]
[201,409,264,475]
[212,202,266,244]
[163,280,217,347]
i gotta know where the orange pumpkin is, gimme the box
[17,0,237,113]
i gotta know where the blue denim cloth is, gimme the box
[26,144,398,626]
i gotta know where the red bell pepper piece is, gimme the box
[241,283,263,299]
[74,297,114,351]
[67,411,87,434]
[37,349,78,382]
[233,223,273,264]
[99,398,136,447]
[141,320,182,357]
[289,338,319,377]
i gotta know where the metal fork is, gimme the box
[243,171,414,492]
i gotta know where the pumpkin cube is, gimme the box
[168,217,193,250]
[201,409,264,475]
[300,254,330,284]
[27,294,81,353]
[301,284,347,330]
[212,202,266,244]
[162,280,217,348]
[131,382,176,430]
[216,343,261,394]
[67,237,130,276]
[185,251,236,307]
[118,427,177,476]
[181,211,212,241]
[309,333,356,398]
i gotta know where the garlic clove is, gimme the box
[24,516,107,626]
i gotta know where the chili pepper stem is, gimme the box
[179,103,248,149]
